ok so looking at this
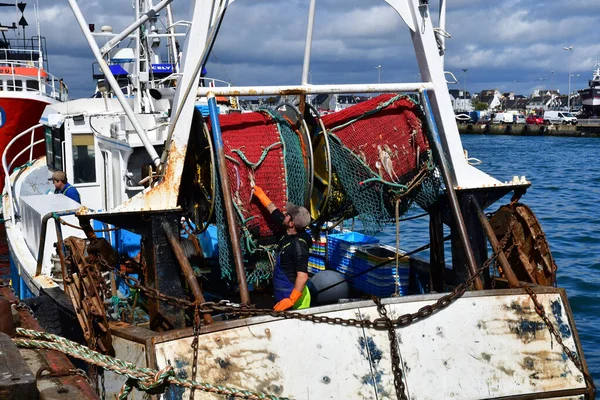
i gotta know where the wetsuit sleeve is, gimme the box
[271,208,286,228]
[291,238,309,275]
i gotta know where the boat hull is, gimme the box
[105,288,592,399]
[0,94,54,192]
[579,88,600,116]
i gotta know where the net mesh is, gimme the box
[207,94,442,281]
[321,94,441,233]
[208,110,309,283]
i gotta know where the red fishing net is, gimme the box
[321,94,429,183]
[208,112,288,238]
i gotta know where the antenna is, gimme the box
[17,2,27,48]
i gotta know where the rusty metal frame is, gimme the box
[0,283,99,398]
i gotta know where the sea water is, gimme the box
[375,134,600,382]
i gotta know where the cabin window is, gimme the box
[72,134,97,183]
[6,79,16,91]
[45,126,64,171]
[26,80,39,91]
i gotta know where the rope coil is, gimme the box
[13,328,288,400]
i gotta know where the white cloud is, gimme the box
[2,0,598,98]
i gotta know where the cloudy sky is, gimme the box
[3,0,600,99]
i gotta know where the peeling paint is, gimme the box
[509,319,545,343]
[436,326,444,338]
[521,356,535,370]
[550,300,572,339]
[215,357,232,369]
[357,336,388,397]
[164,359,187,399]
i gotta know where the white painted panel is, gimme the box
[150,291,586,399]
[361,292,585,399]
[104,335,147,399]
[155,309,382,399]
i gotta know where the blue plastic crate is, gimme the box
[327,232,378,270]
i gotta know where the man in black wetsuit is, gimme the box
[253,186,312,311]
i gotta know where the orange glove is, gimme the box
[252,185,272,208]
[273,288,303,311]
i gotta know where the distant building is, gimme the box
[501,95,528,111]
[477,89,502,110]
[526,89,561,113]
[449,89,472,112]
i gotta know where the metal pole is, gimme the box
[197,82,434,97]
[207,93,251,304]
[165,3,179,71]
[471,197,520,288]
[564,45,573,111]
[438,0,447,65]
[301,0,316,86]
[299,0,317,113]
[462,68,468,111]
[162,221,213,324]
[99,0,174,56]
[420,90,483,290]
[66,0,161,166]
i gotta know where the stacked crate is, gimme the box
[327,232,409,297]
[308,235,327,275]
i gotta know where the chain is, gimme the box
[190,304,201,399]
[13,328,287,400]
[89,209,596,395]
[95,256,195,310]
[523,284,596,390]
[491,203,595,392]
[373,297,407,400]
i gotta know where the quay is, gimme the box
[459,122,600,137]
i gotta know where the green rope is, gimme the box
[11,160,36,172]
[13,328,287,400]
[232,142,282,170]
[359,177,409,190]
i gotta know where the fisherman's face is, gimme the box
[53,179,64,190]
[284,212,295,230]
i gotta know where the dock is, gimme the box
[459,121,600,137]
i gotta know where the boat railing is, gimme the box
[199,77,235,88]
[2,123,45,221]
[0,60,68,101]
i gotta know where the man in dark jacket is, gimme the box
[49,171,81,203]
[253,186,312,311]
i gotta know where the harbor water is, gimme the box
[376,134,600,382]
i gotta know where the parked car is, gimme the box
[526,114,544,125]
[492,113,514,124]
[543,111,578,125]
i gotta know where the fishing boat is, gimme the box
[1,1,595,399]
[578,62,600,117]
[0,2,66,193]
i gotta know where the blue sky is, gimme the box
[3,0,600,99]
